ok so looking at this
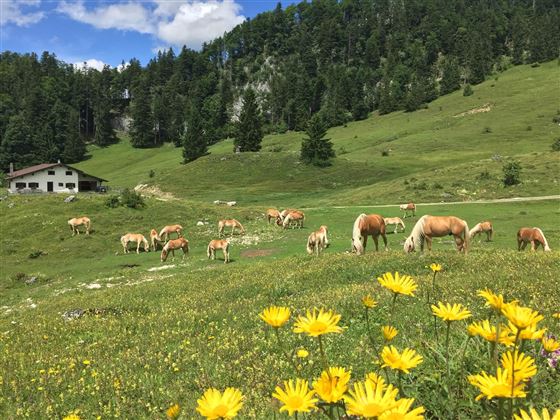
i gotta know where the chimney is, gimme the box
[9,163,14,176]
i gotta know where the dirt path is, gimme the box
[302,195,560,210]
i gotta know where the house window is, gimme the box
[66,183,76,189]
[29,182,39,189]
[66,171,73,176]
[15,182,26,189]
[48,170,55,175]
[58,183,63,187]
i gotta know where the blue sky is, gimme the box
[0,0,295,69]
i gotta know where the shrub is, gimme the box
[463,84,473,96]
[502,160,522,186]
[552,138,560,151]
[477,170,491,180]
[552,115,560,124]
[105,195,120,208]
[121,188,145,209]
[381,149,390,157]
[149,170,155,178]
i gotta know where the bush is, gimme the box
[381,149,390,157]
[477,170,491,180]
[552,138,560,151]
[121,188,145,209]
[502,160,522,186]
[149,170,155,178]
[105,195,120,208]
[463,84,473,96]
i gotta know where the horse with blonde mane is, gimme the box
[399,202,416,218]
[404,215,469,253]
[207,239,230,263]
[218,219,245,237]
[517,227,551,252]
[159,224,183,242]
[278,210,305,229]
[470,221,493,242]
[68,217,91,236]
[120,233,150,254]
[161,237,189,262]
[307,225,329,256]
[383,217,406,234]
[351,214,388,255]
[266,208,280,224]
[150,229,164,251]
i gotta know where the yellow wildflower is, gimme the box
[312,367,350,403]
[259,306,291,328]
[501,303,543,331]
[500,351,537,382]
[293,308,342,337]
[63,414,80,420]
[345,378,399,418]
[477,289,509,311]
[506,322,546,341]
[82,360,91,366]
[467,320,515,346]
[429,263,442,273]
[514,407,560,420]
[378,272,418,296]
[296,349,309,358]
[196,387,243,420]
[378,398,426,420]
[166,403,180,419]
[381,346,423,374]
[363,295,378,309]
[382,326,398,342]
[431,302,472,322]
[272,379,318,416]
[468,368,527,400]
[541,336,560,353]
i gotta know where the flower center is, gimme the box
[309,321,327,333]
[213,404,229,417]
[362,402,386,417]
[287,395,304,409]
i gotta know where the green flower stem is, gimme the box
[274,327,299,373]
[445,321,451,390]
[509,329,522,419]
[364,308,378,354]
[318,335,331,377]
[497,398,504,420]
[397,371,405,397]
[390,293,398,323]
[492,321,501,368]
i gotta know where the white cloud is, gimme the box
[57,1,155,34]
[74,59,107,72]
[157,0,244,47]
[56,1,245,49]
[0,0,45,26]
[116,61,130,72]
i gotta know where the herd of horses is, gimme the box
[66,201,551,264]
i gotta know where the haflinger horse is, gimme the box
[470,221,493,242]
[404,215,469,254]
[279,210,305,229]
[207,239,230,263]
[517,227,551,252]
[266,208,280,224]
[218,219,245,237]
[68,216,91,236]
[351,214,388,255]
[159,224,183,242]
[150,229,164,251]
[399,202,416,218]
[307,225,329,256]
[120,233,150,254]
[383,217,406,234]
[161,237,189,262]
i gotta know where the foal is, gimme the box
[470,221,493,241]
[150,229,164,251]
[307,225,329,256]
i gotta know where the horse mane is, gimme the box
[352,214,367,254]
[408,215,428,249]
[534,227,551,251]
[469,223,482,237]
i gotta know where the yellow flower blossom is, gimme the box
[429,263,442,273]
[501,303,544,331]
[63,414,80,420]
[378,272,418,296]
[259,306,291,328]
[293,308,342,337]
[378,398,426,420]
[431,302,472,322]
[345,378,399,418]
[312,367,350,403]
[506,322,547,341]
[467,320,515,346]
[363,295,378,309]
[500,351,537,382]
[365,372,386,389]
[166,403,180,419]
[272,379,317,416]
[541,337,560,353]
[468,368,527,401]
[297,349,309,358]
[196,387,243,420]
[381,346,423,374]
[382,326,398,342]
[514,407,560,420]
[477,289,509,311]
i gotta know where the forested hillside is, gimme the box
[1,0,558,171]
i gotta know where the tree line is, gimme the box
[1,0,558,170]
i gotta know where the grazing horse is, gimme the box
[161,237,189,262]
[68,217,91,236]
[150,229,164,251]
[517,227,551,252]
[384,217,406,234]
[279,210,305,229]
[404,215,469,254]
[159,224,183,242]
[218,219,245,237]
[351,214,388,255]
[120,233,150,254]
[266,208,281,224]
[399,202,416,218]
[470,221,493,242]
[207,239,230,263]
[307,225,329,256]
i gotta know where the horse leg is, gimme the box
[373,235,379,251]
[136,242,141,254]
[520,241,527,251]
[381,233,388,251]
[425,237,432,252]
[363,235,368,253]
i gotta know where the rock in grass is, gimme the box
[64,195,76,203]
[62,309,85,321]
[25,276,37,285]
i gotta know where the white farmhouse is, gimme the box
[6,162,107,193]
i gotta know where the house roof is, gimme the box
[7,163,108,182]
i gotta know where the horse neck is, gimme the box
[410,216,426,243]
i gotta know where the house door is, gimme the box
[47,182,53,192]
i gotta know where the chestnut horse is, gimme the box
[279,210,305,229]
[159,224,183,242]
[161,237,189,262]
[399,202,416,218]
[218,219,245,237]
[470,221,493,242]
[68,217,91,236]
[517,227,551,251]
[404,215,469,253]
[384,217,406,234]
[307,225,329,256]
[266,208,280,224]
[351,214,388,255]
[121,233,150,254]
[207,239,230,263]
[150,229,164,251]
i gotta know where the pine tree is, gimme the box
[129,76,154,148]
[440,56,461,95]
[62,108,86,163]
[0,113,39,170]
[182,107,207,163]
[300,114,335,167]
[234,88,263,152]
[93,98,116,146]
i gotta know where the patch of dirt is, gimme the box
[134,184,176,201]
[453,103,492,118]
[241,249,277,258]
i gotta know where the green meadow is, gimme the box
[1,60,560,419]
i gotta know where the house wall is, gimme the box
[9,166,80,193]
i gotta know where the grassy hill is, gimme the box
[75,61,560,206]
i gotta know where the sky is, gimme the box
[0,0,295,70]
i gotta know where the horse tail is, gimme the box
[207,243,212,258]
[534,228,551,251]
[306,233,314,255]
[462,220,470,254]
[86,218,91,230]
[352,214,366,255]
[184,239,189,254]
[120,235,126,248]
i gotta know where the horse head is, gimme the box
[403,236,415,253]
